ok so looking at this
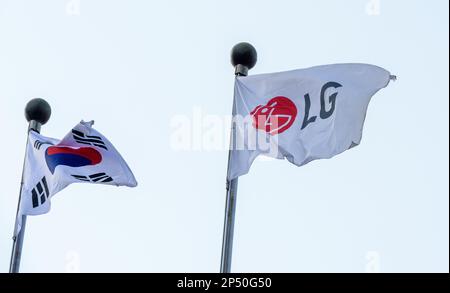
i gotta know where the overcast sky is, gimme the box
[0,0,448,272]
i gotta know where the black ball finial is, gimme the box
[25,98,51,125]
[231,42,257,69]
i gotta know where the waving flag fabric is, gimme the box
[18,121,137,222]
[228,63,394,180]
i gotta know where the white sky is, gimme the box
[0,0,448,272]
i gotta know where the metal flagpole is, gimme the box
[220,43,257,273]
[9,98,51,273]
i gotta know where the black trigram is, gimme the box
[348,141,359,149]
[34,140,53,150]
[72,129,107,150]
[31,177,50,208]
[71,173,113,183]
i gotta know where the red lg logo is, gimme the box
[250,96,297,135]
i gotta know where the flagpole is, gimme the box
[9,98,51,273]
[220,43,257,273]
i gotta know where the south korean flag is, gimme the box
[16,120,137,233]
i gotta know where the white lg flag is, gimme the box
[17,121,137,231]
[228,63,394,180]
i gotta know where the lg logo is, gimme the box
[301,81,342,130]
[251,81,343,134]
